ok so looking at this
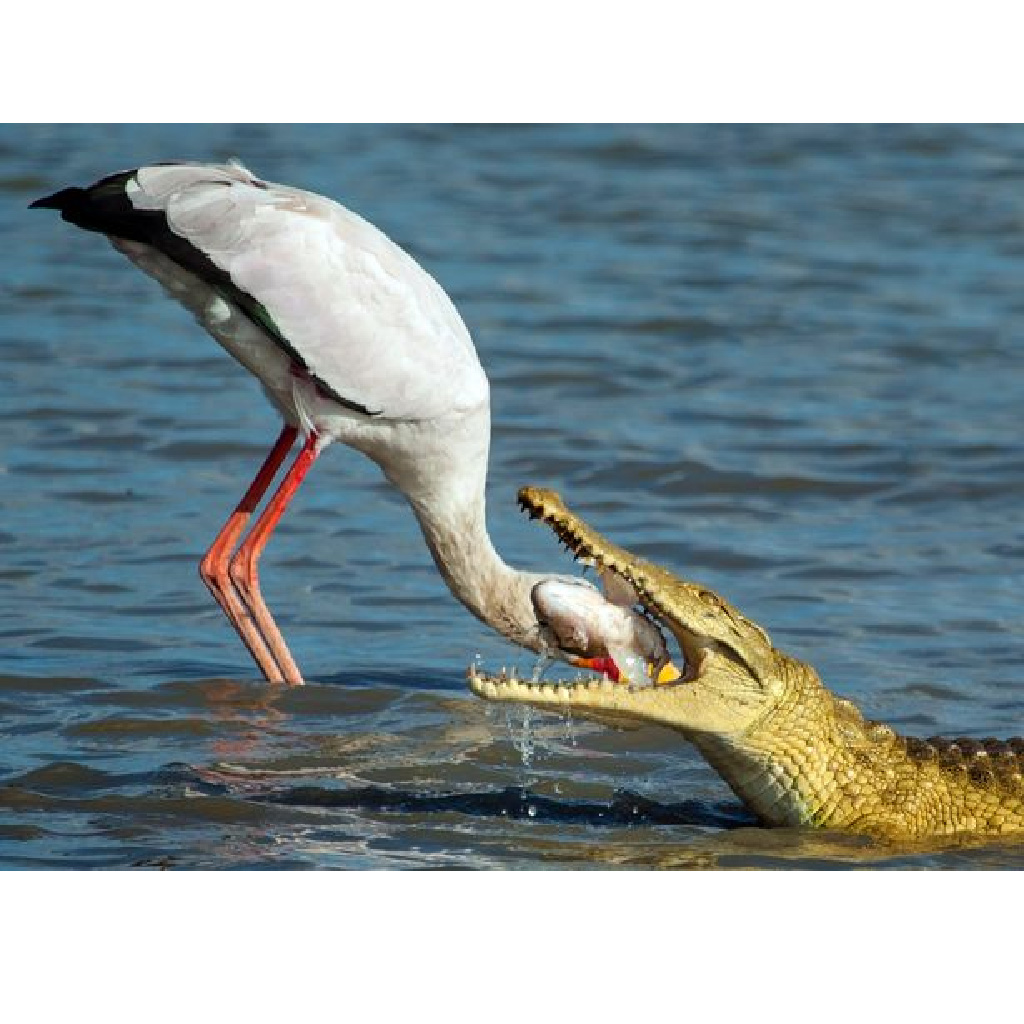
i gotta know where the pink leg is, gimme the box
[199,424,298,683]
[229,432,322,686]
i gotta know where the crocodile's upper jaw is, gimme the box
[468,488,786,739]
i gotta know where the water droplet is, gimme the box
[505,707,535,768]
[530,651,554,684]
[561,709,577,747]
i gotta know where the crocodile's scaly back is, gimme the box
[469,487,1024,841]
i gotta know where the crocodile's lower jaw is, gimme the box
[469,666,619,703]
[466,664,687,718]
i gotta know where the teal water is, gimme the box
[3,124,1024,868]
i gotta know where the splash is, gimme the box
[561,708,578,748]
[530,652,554,685]
[505,706,535,768]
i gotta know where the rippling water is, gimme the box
[3,124,1024,868]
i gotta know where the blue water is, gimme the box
[2,124,1024,867]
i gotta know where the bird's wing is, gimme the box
[131,163,489,422]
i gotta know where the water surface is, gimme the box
[3,124,1024,868]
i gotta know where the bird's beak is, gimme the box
[570,655,620,681]
[654,660,683,685]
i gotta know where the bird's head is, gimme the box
[530,577,680,685]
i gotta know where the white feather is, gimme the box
[127,162,488,423]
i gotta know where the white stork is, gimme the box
[32,161,674,687]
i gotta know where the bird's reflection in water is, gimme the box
[193,678,292,763]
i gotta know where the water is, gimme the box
[3,124,1024,868]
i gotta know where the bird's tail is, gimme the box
[29,187,85,212]
[30,171,158,243]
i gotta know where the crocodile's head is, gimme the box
[469,487,791,739]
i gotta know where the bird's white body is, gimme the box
[114,163,488,442]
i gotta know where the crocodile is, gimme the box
[468,487,1024,841]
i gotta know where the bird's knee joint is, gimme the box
[198,557,222,586]
[228,553,256,592]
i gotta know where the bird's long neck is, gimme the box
[411,486,545,651]
[376,408,546,652]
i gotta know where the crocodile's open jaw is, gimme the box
[468,488,711,719]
